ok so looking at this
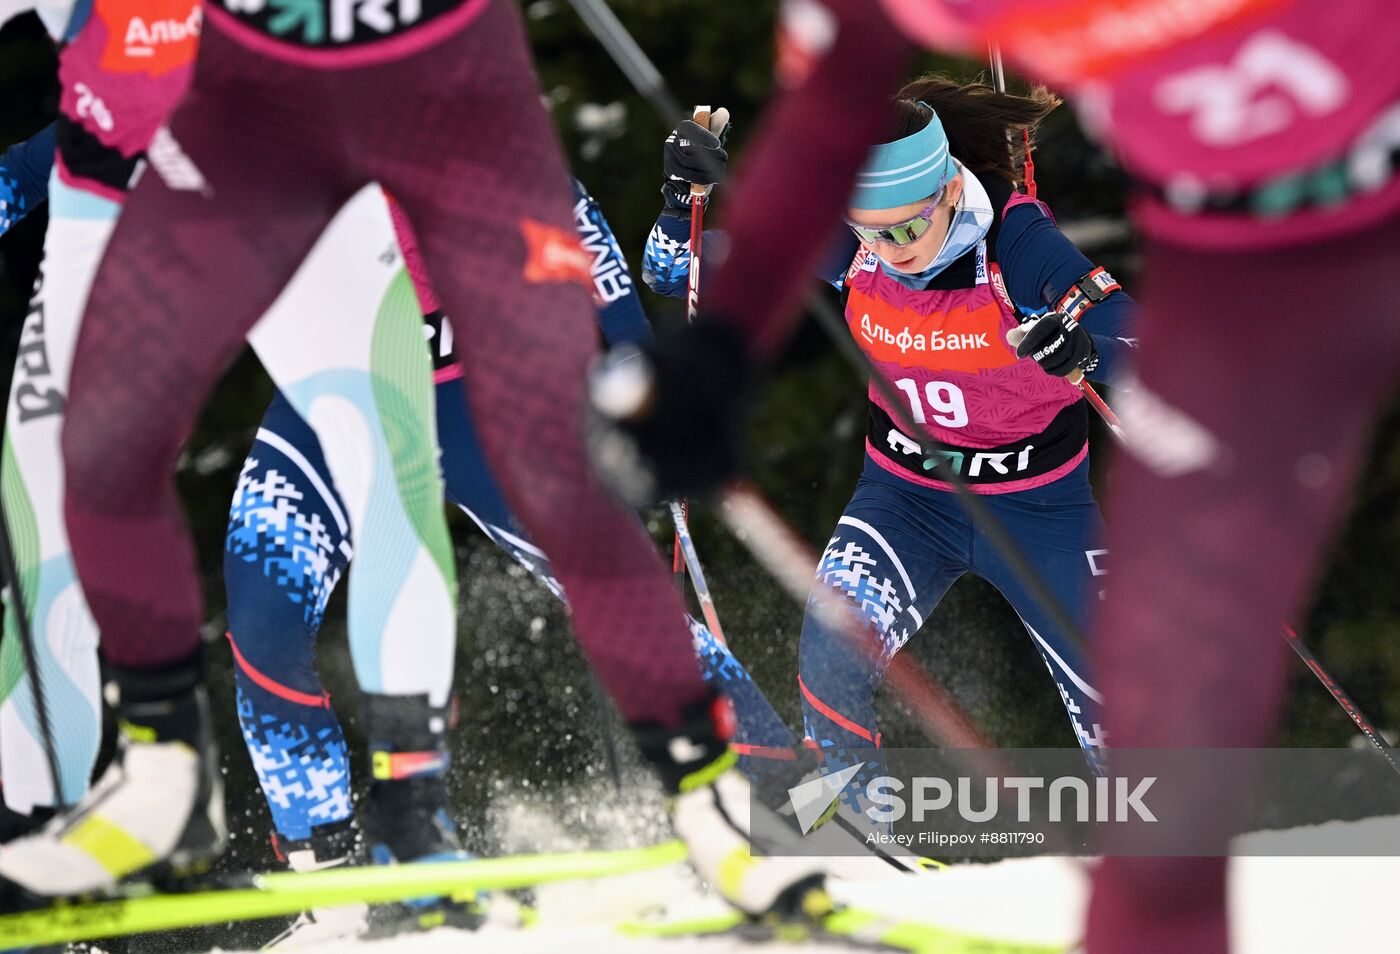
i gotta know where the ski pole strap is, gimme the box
[1054,266,1121,323]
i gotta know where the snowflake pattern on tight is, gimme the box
[235,684,352,838]
[1054,669,1108,755]
[816,537,909,667]
[226,456,342,630]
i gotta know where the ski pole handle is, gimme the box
[673,106,713,586]
[689,106,711,199]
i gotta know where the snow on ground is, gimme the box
[209,804,1400,953]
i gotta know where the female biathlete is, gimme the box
[602,0,1400,949]
[640,80,1136,807]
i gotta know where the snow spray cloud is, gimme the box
[754,748,1400,859]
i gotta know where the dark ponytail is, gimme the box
[886,75,1061,189]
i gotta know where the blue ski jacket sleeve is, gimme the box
[643,211,834,297]
[571,178,653,347]
[997,201,1137,384]
[0,123,55,238]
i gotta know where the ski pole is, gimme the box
[563,0,687,125]
[1284,626,1400,778]
[0,493,66,808]
[670,105,712,588]
[588,672,626,792]
[1073,372,1124,440]
[684,106,710,328]
[669,500,727,644]
[686,105,711,327]
[987,40,1008,98]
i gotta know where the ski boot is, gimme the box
[0,803,54,846]
[357,693,486,936]
[262,819,369,948]
[634,695,831,919]
[0,655,226,907]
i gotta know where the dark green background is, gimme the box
[1,1,1398,944]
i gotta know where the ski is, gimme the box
[619,902,1072,953]
[0,840,686,950]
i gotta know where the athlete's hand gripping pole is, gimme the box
[1005,318,1124,440]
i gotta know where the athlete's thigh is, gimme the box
[344,7,713,727]
[64,91,348,499]
[806,470,967,675]
[976,470,1106,634]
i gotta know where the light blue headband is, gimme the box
[850,103,954,211]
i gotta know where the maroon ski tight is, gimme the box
[1085,210,1400,953]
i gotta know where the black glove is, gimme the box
[661,109,731,215]
[587,318,754,507]
[1012,311,1099,378]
